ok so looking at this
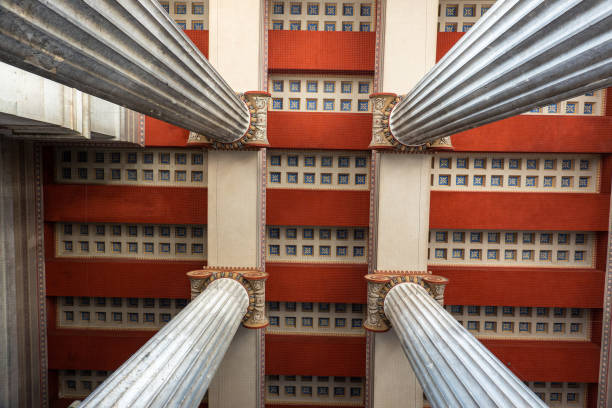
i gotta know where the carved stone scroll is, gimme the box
[188,91,271,149]
[363,272,449,332]
[369,93,453,152]
[187,267,269,329]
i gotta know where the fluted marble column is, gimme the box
[78,278,249,407]
[0,0,250,143]
[389,0,612,146]
[385,283,546,408]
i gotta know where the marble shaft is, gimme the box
[0,0,250,143]
[389,0,612,146]
[78,278,249,407]
[385,283,547,408]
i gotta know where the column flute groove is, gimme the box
[388,0,612,146]
[0,0,251,143]
[78,278,249,408]
[385,282,547,408]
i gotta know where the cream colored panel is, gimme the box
[209,327,259,408]
[208,0,262,91]
[376,154,430,271]
[373,330,422,408]
[381,0,437,93]
[207,150,260,267]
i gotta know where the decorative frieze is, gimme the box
[188,92,271,149]
[56,223,207,261]
[57,297,188,330]
[55,148,207,187]
[429,229,594,267]
[363,272,449,332]
[158,0,210,30]
[266,375,365,405]
[266,301,366,336]
[430,153,600,192]
[267,150,370,191]
[266,226,368,263]
[269,0,375,32]
[269,75,373,113]
[445,305,590,341]
[187,267,269,329]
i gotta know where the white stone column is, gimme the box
[0,0,250,142]
[370,2,437,406]
[389,0,612,146]
[78,278,249,407]
[385,283,547,408]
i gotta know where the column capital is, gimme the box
[363,271,449,332]
[187,267,270,329]
[188,92,271,149]
[369,93,453,152]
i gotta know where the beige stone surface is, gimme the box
[381,0,437,93]
[208,0,263,91]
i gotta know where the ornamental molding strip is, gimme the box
[368,93,453,152]
[188,92,271,149]
[187,267,269,329]
[363,272,449,332]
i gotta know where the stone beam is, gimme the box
[0,0,250,143]
[387,0,612,147]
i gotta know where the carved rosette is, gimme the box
[363,272,449,332]
[188,91,271,149]
[370,93,454,152]
[186,268,269,329]
[369,93,400,150]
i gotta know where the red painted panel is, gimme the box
[265,335,366,376]
[48,330,153,370]
[451,115,612,153]
[601,155,612,193]
[184,30,209,58]
[266,263,367,303]
[267,189,370,226]
[436,32,465,62]
[429,266,604,308]
[587,384,598,408]
[591,308,603,345]
[144,116,190,147]
[267,112,372,150]
[596,232,609,271]
[430,192,610,231]
[483,340,600,382]
[46,260,199,298]
[268,30,375,73]
[44,185,207,224]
